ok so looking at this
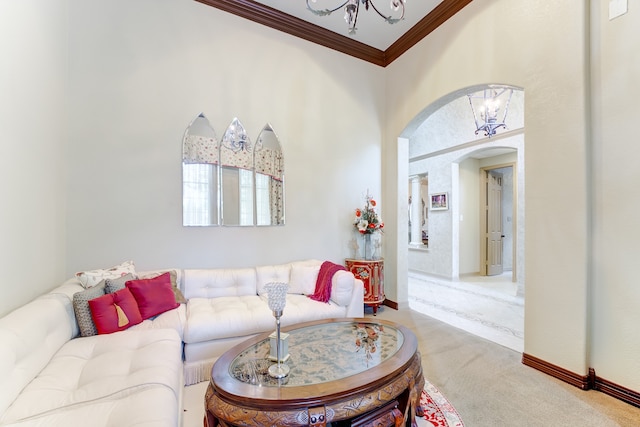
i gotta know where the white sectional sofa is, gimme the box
[0,283,184,427]
[182,259,364,384]
[0,259,364,426]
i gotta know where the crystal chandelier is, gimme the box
[467,88,513,138]
[306,0,407,35]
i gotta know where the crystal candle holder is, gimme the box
[264,282,290,378]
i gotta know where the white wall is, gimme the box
[591,2,640,390]
[0,0,68,317]
[458,157,480,274]
[385,0,591,384]
[65,0,384,274]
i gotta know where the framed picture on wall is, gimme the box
[429,192,448,211]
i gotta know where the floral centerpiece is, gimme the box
[354,192,383,260]
[354,322,384,363]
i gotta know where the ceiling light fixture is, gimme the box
[467,88,513,138]
[306,0,407,35]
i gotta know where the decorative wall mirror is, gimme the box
[220,118,253,226]
[182,113,219,226]
[408,175,428,246]
[182,114,285,226]
[254,124,285,226]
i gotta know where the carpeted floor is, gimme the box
[183,306,640,426]
[374,306,640,426]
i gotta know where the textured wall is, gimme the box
[384,0,590,384]
[590,1,640,391]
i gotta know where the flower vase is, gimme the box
[362,233,373,260]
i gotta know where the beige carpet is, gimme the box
[183,307,640,426]
[376,306,640,427]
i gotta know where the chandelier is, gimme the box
[306,0,407,35]
[467,88,513,138]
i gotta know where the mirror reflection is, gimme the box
[182,114,285,226]
[182,113,219,226]
[408,175,428,247]
[254,124,285,225]
[220,118,253,226]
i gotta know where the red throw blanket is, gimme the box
[308,261,346,303]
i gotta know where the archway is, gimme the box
[396,84,525,350]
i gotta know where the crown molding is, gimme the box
[194,0,385,66]
[385,0,473,64]
[195,0,473,67]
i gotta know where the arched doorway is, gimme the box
[396,84,525,351]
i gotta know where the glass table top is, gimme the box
[229,320,404,387]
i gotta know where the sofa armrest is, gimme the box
[330,271,364,317]
[345,277,365,317]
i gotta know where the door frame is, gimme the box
[479,162,517,281]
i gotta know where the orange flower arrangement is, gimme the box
[354,192,384,235]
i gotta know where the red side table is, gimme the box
[345,258,385,315]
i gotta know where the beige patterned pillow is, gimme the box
[75,261,136,288]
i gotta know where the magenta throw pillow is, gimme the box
[88,287,143,334]
[126,272,179,319]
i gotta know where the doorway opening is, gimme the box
[398,85,525,351]
[480,164,516,281]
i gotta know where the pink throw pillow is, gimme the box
[126,272,179,319]
[89,288,143,334]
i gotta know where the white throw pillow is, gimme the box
[288,265,320,295]
[75,260,136,289]
[255,264,291,295]
[331,270,354,306]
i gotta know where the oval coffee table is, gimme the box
[205,318,424,427]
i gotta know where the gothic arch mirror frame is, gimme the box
[182,113,285,227]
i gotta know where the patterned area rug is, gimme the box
[418,380,465,427]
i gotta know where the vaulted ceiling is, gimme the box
[195,0,473,67]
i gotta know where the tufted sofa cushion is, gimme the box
[128,304,187,341]
[0,328,182,425]
[0,386,181,427]
[184,296,273,343]
[255,263,291,295]
[183,268,257,299]
[0,293,77,416]
[279,294,347,325]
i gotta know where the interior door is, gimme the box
[486,170,504,275]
